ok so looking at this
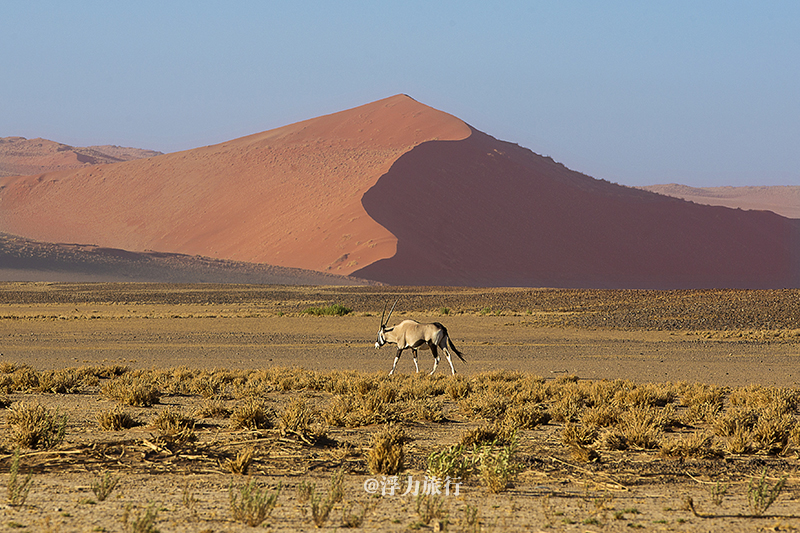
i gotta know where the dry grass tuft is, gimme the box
[661,431,722,459]
[561,422,598,448]
[151,407,196,433]
[227,447,255,475]
[6,401,67,449]
[367,425,406,475]
[230,398,275,430]
[97,406,139,430]
[101,373,160,407]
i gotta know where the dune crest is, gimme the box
[0,136,161,177]
[0,95,470,275]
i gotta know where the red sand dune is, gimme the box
[640,184,800,219]
[0,95,469,276]
[0,136,161,177]
[1,95,798,288]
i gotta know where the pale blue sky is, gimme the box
[2,1,798,186]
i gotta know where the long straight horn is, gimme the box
[380,301,388,327]
[385,298,399,325]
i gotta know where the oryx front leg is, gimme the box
[389,347,404,376]
[411,348,420,373]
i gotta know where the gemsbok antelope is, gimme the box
[375,300,466,375]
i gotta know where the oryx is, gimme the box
[375,299,466,375]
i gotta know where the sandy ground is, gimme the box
[1,284,799,532]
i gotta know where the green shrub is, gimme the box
[303,304,352,316]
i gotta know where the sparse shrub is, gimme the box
[367,425,405,475]
[303,304,352,316]
[710,481,728,506]
[561,422,597,448]
[97,406,139,430]
[747,468,787,516]
[416,493,448,525]
[375,379,398,403]
[681,383,726,423]
[11,367,40,392]
[618,405,669,450]
[459,389,509,420]
[195,396,231,419]
[189,373,230,399]
[229,479,281,527]
[459,423,512,448]
[230,398,274,430]
[324,395,354,427]
[474,434,520,493]
[580,405,619,429]
[714,407,758,437]
[341,502,369,528]
[38,368,95,393]
[751,406,795,455]
[714,407,757,455]
[227,447,254,475]
[0,361,21,374]
[6,447,33,506]
[445,377,471,400]
[661,431,721,459]
[597,429,629,451]
[730,385,799,415]
[549,393,586,424]
[297,480,315,504]
[618,383,678,408]
[326,391,399,428]
[102,374,160,407]
[91,471,120,501]
[503,403,550,430]
[412,397,446,423]
[303,468,345,528]
[723,424,753,455]
[6,402,67,449]
[279,397,315,435]
[151,407,195,433]
[122,503,160,533]
[427,444,475,481]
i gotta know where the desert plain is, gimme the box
[1,283,799,532]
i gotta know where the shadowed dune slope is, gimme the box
[356,128,800,288]
[0,95,470,276]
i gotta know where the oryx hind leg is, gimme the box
[412,348,420,373]
[443,347,457,375]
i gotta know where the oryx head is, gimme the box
[375,299,398,348]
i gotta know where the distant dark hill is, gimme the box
[0,233,374,285]
[357,128,800,288]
